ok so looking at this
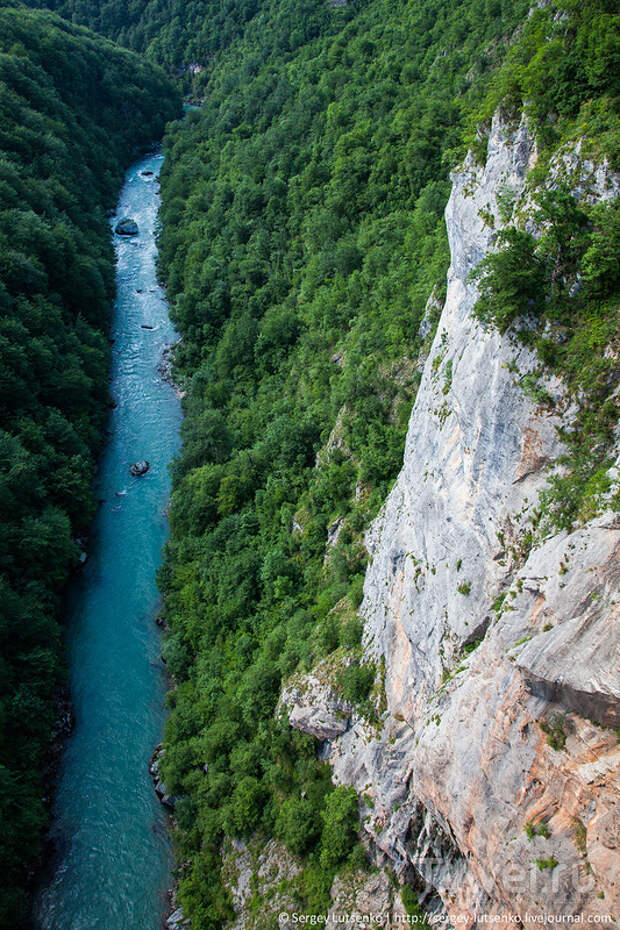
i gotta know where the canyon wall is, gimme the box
[282,113,620,924]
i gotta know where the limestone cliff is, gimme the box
[281,114,620,924]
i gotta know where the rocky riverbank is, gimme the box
[149,745,191,930]
[158,344,185,400]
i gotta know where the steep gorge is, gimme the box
[0,8,180,922]
[148,2,619,925]
[282,112,619,923]
[2,0,618,926]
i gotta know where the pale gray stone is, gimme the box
[280,113,620,924]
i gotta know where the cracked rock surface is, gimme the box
[281,113,620,924]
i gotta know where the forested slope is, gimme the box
[141,0,618,926]
[9,0,619,925]
[0,6,179,923]
[21,0,270,73]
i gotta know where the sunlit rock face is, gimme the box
[282,113,620,923]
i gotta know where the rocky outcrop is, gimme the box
[165,903,190,930]
[514,514,620,729]
[221,835,409,929]
[281,114,620,924]
[150,744,176,810]
[221,837,302,930]
[325,869,406,927]
[281,656,355,740]
[158,343,186,399]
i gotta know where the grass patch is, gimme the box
[536,857,558,871]
[525,820,550,841]
[572,817,587,857]
[539,714,567,751]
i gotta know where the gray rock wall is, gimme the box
[281,113,620,924]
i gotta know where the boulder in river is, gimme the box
[129,460,149,477]
[72,535,89,567]
[115,217,139,236]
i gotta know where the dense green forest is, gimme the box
[21,0,264,74]
[0,5,179,923]
[146,0,616,926]
[2,0,618,925]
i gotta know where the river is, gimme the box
[33,153,181,930]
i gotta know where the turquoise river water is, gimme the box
[33,153,181,930]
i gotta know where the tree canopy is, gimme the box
[2,0,618,924]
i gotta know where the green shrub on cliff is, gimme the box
[318,786,359,872]
[474,187,620,531]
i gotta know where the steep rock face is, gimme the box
[221,837,302,929]
[280,657,355,740]
[360,115,554,715]
[221,836,408,929]
[514,514,620,729]
[325,870,406,926]
[282,114,619,923]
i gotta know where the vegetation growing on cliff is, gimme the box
[0,6,179,922]
[4,0,618,924]
[151,1,618,923]
[471,1,620,532]
[474,191,619,530]
[149,0,537,923]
